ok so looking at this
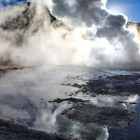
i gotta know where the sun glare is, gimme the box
[108,5,126,14]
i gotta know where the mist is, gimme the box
[0,0,140,69]
[0,0,140,140]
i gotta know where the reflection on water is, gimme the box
[0,66,140,140]
[109,100,140,140]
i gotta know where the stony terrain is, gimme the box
[0,119,65,140]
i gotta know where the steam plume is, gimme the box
[0,0,139,69]
[0,1,139,139]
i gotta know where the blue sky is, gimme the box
[0,0,27,6]
[0,0,139,22]
[107,0,140,22]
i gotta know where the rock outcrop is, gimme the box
[0,119,65,140]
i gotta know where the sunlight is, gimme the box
[108,5,126,14]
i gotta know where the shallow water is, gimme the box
[109,100,140,140]
[0,66,140,140]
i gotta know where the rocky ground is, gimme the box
[0,67,139,140]
[69,74,140,96]
[0,119,65,140]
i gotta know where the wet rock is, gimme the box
[62,103,137,128]
[72,74,140,96]
[49,97,88,104]
[0,119,65,140]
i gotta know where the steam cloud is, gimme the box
[0,0,139,69]
[0,1,139,139]
[47,0,140,68]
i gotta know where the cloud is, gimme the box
[49,0,108,27]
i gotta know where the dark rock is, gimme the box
[72,74,140,96]
[0,119,65,140]
[62,103,137,128]
[49,97,88,104]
